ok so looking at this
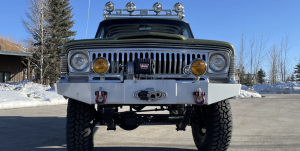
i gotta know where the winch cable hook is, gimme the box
[194,90,205,106]
[95,90,107,105]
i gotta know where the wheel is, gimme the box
[66,98,96,151]
[191,100,232,151]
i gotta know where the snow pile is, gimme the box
[242,81,300,94]
[236,89,262,99]
[0,80,67,109]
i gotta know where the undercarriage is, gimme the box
[96,104,195,131]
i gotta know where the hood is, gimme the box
[63,33,235,55]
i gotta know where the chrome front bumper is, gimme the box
[56,80,241,105]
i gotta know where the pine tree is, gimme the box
[47,0,76,86]
[294,61,300,82]
[257,68,266,84]
[291,74,295,82]
[239,66,245,84]
[246,73,251,86]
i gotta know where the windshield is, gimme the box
[95,19,194,39]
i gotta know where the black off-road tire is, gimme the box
[66,98,96,151]
[191,99,232,151]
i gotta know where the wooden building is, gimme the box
[0,49,32,83]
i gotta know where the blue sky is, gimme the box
[1,0,300,75]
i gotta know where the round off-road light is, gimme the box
[105,1,115,12]
[153,2,162,13]
[92,57,110,74]
[173,2,184,13]
[209,54,227,72]
[70,52,89,71]
[190,59,207,76]
[126,1,136,13]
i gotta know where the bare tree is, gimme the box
[277,33,290,82]
[22,0,50,84]
[249,38,254,74]
[253,33,269,74]
[283,33,290,81]
[237,27,246,82]
[269,44,278,84]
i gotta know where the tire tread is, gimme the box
[66,99,95,151]
[192,100,232,151]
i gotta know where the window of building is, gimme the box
[0,72,10,83]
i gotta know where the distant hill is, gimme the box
[0,35,24,52]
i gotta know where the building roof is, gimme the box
[0,50,32,57]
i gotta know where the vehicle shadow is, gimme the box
[0,115,196,151]
[93,147,196,151]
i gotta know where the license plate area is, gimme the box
[124,80,176,104]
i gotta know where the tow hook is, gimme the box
[95,87,107,105]
[193,88,205,106]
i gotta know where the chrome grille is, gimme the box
[60,54,68,74]
[90,51,208,75]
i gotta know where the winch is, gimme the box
[134,58,155,74]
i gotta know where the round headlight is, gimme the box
[70,53,89,70]
[209,54,227,72]
[153,2,162,13]
[92,57,110,74]
[126,1,136,13]
[173,2,184,13]
[105,1,115,12]
[190,59,207,76]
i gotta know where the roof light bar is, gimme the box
[105,1,115,13]
[173,2,184,14]
[103,1,185,20]
[126,1,136,13]
[153,2,163,14]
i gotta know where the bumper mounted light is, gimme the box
[92,57,110,74]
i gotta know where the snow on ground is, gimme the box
[242,81,300,94]
[236,81,300,99]
[236,89,262,99]
[0,80,67,109]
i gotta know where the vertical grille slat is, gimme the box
[157,53,161,74]
[178,53,182,74]
[183,53,187,68]
[116,53,119,74]
[163,53,166,74]
[168,53,172,74]
[173,53,177,74]
[89,51,208,75]
[111,53,114,73]
[121,52,124,71]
